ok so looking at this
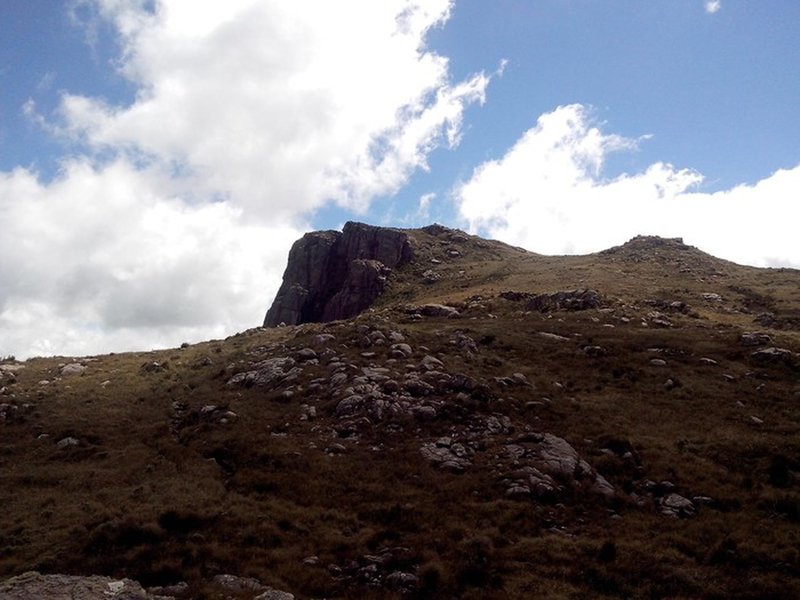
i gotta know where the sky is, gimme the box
[0,0,798,359]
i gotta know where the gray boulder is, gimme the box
[527,289,601,312]
[226,357,299,388]
[751,347,794,365]
[740,332,772,347]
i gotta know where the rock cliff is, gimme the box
[263,222,414,327]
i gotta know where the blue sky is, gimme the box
[0,0,798,358]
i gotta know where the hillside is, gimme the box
[1,223,799,599]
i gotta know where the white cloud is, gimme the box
[53,0,488,218]
[705,1,722,14]
[455,104,800,268]
[2,0,487,358]
[0,159,301,358]
[417,192,436,220]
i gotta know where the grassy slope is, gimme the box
[1,227,799,599]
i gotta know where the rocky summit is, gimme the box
[263,222,415,327]
[2,223,800,599]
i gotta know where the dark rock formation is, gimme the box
[264,222,414,327]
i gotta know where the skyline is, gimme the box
[1,0,799,358]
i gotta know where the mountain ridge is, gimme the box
[1,222,799,599]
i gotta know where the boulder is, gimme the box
[226,357,299,388]
[527,289,601,312]
[751,347,794,365]
[740,332,771,347]
[413,303,460,318]
[60,363,86,376]
[532,434,615,500]
[660,493,696,518]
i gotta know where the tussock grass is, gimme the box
[2,231,799,597]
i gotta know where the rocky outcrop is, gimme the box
[264,222,414,327]
[0,572,164,600]
[527,289,601,312]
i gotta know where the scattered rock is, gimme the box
[384,571,418,592]
[0,571,161,599]
[660,493,696,518]
[648,312,673,328]
[583,345,607,357]
[140,361,167,374]
[295,348,318,362]
[740,332,772,347]
[56,437,80,449]
[533,434,615,500]
[254,590,295,600]
[751,347,794,365]
[389,343,413,359]
[422,269,441,283]
[147,581,189,597]
[413,304,460,318]
[527,289,601,312]
[212,573,266,593]
[227,357,300,388]
[701,292,723,302]
[538,332,570,342]
[60,363,86,376]
[419,355,444,371]
[420,441,472,473]
[313,333,336,346]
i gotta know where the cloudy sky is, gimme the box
[1,0,798,359]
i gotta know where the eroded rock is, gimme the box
[264,222,414,326]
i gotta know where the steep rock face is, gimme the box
[264,222,414,326]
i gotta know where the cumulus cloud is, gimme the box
[0,159,301,358]
[705,1,722,14]
[1,0,487,358]
[455,103,799,268]
[53,0,488,217]
[417,192,436,220]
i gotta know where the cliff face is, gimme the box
[263,222,414,327]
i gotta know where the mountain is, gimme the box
[1,223,799,599]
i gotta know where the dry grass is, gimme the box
[1,229,799,598]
